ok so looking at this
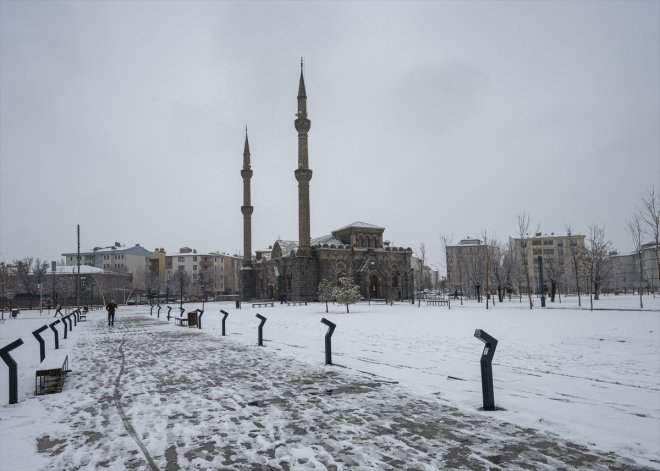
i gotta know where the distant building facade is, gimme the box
[445,238,493,297]
[512,232,586,295]
[610,242,659,294]
[62,242,152,288]
[165,247,242,298]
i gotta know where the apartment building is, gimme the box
[512,232,586,294]
[165,248,243,297]
[62,242,153,287]
[610,242,659,293]
[445,238,493,297]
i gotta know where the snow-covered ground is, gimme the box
[0,294,658,469]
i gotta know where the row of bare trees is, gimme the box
[441,195,660,311]
[626,187,660,309]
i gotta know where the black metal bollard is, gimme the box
[474,329,498,411]
[321,318,336,365]
[157,305,162,319]
[179,306,185,317]
[60,316,69,340]
[65,314,73,332]
[71,310,78,326]
[167,306,172,321]
[256,314,267,346]
[196,309,204,329]
[150,305,154,316]
[220,310,229,336]
[49,320,61,349]
[32,325,49,362]
[0,339,24,404]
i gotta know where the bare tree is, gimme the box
[171,269,191,306]
[543,251,565,303]
[439,233,453,295]
[31,258,49,310]
[502,238,518,301]
[490,240,508,303]
[517,213,534,309]
[627,213,644,308]
[0,262,16,314]
[565,225,583,306]
[415,243,427,307]
[583,224,612,310]
[638,187,660,292]
[481,230,494,309]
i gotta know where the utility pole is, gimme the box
[76,225,81,311]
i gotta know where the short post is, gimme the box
[71,310,78,326]
[32,325,49,362]
[65,313,73,331]
[196,309,204,329]
[167,306,172,321]
[474,329,498,411]
[256,314,267,346]
[157,304,162,319]
[321,318,336,365]
[220,310,229,336]
[179,306,185,317]
[150,305,154,316]
[49,320,61,349]
[0,339,24,404]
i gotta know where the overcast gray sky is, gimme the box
[1,0,658,271]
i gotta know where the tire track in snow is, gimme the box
[112,322,160,471]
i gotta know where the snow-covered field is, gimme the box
[0,294,658,469]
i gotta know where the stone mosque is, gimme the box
[240,62,415,302]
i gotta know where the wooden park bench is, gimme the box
[251,302,274,308]
[174,317,188,327]
[427,298,449,306]
[287,301,308,306]
[36,352,69,395]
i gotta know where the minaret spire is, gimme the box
[243,126,250,170]
[241,127,254,266]
[294,58,312,256]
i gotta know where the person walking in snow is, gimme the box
[106,300,118,326]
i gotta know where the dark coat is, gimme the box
[106,302,118,313]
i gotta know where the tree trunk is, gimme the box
[639,256,644,309]
[550,280,556,302]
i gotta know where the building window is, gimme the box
[193,265,197,271]
[193,256,198,262]
[532,240,541,246]
[543,240,553,246]
[533,249,542,255]
[178,257,184,262]
[543,249,554,255]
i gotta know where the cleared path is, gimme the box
[34,313,650,470]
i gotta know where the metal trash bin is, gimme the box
[235,300,240,309]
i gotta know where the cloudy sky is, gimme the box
[1,0,658,271]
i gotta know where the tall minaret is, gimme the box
[294,59,312,256]
[241,128,253,265]
[240,128,256,300]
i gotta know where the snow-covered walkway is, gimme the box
[12,312,650,470]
